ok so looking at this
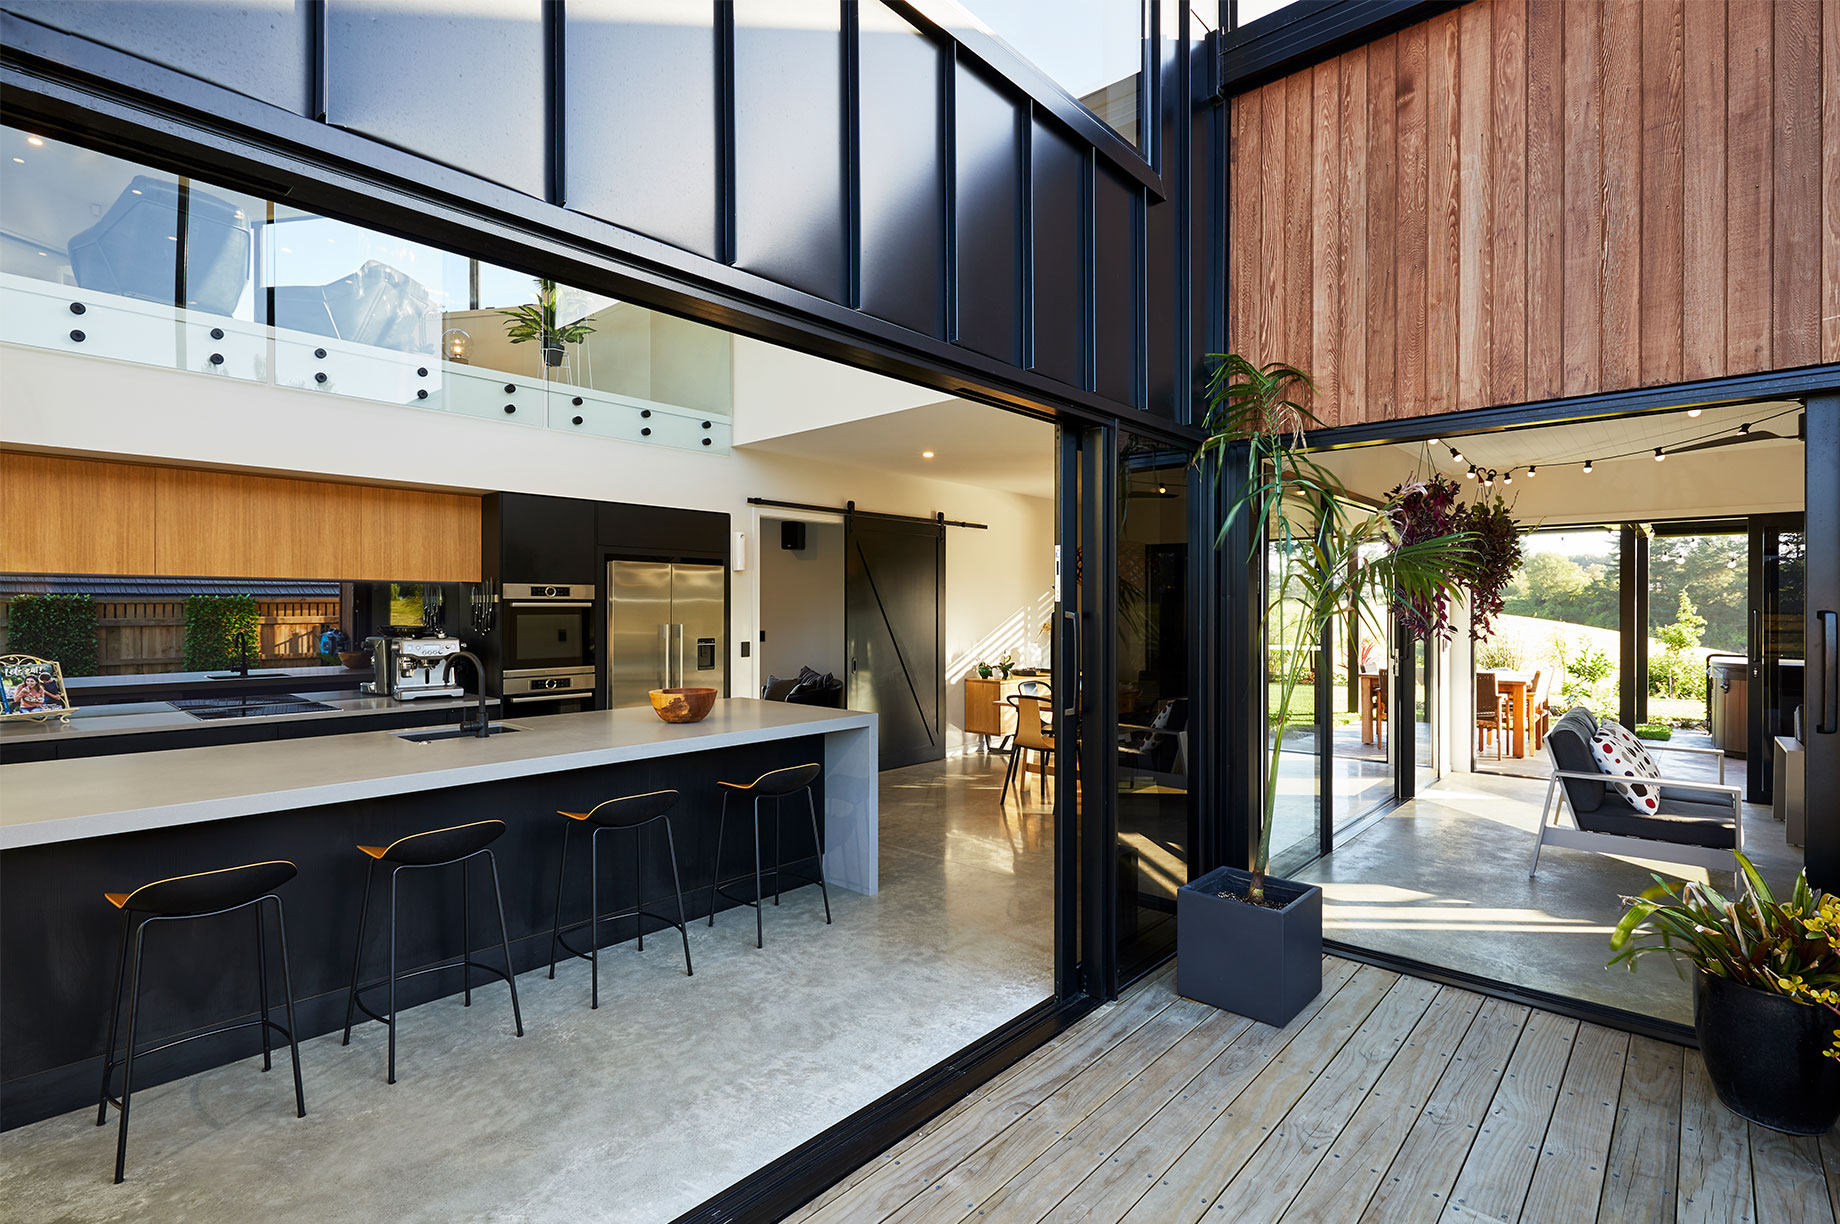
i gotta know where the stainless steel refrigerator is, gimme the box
[606,559,726,707]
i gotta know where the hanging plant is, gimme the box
[1465,494,1523,641]
[1384,473,1468,641]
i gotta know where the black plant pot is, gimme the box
[1177,865,1322,1027]
[541,344,564,367]
[1694,969,1840,1135]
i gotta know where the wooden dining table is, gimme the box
[1479,669,1534,758]
[1358,672,1384,745]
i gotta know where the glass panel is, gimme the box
[1115,440,1190,974]
[1330,549,1394,828]
[1266,513,1322,871]
[1646,530,1746,733]
[958,1,1145,147]
[1490,527,1623,736]
[1234,0,1305,28]
[4,128,732,447]
[1413,636,1434,790]
[1,130,184,369]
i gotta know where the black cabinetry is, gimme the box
[596,500,728,559]
[486,492,597,584]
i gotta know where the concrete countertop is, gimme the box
[0,700,877,850]
[0,691,496,742]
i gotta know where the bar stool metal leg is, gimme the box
[341,859,376,1046]
[589,827,601,1008]
[484,851,524,1036]
[113,918,151,1184]
[270,896,306,1119]
[807,789,833,925]
[96,909,131,1128]
[708,792,728,926]
[387,868,400,1084]
[255,904,272,1071]
[460,855,472,1008]
[663,817,694,976]
[772,801,783,906]
[635,824,644,951]
[547,820,571,979]
[751,797,764,949]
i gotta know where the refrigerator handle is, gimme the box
[674,623,685,689]
[658,623,670,689]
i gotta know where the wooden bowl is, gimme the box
[338,650,372,670]
[649,687,718,724]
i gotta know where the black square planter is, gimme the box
[1177,865,1323,1027]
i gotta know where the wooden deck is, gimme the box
[789,959,1840,1224]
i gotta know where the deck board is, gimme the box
[791,958,1836,1224]
[1597,1036,1683,1224]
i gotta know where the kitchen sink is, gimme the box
[174,695,336,721]
[394,724,521,743]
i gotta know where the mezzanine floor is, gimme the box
[791,957,1839,1224]
[0,754,1053,1224]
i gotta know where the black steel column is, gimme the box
[1804,395,1840,888]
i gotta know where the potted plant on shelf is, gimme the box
[1609,854,1840,1134]
[997,653,1014,679]
[1178,356,1473,1026]
[498,277,595,368]
[976,660,993,679]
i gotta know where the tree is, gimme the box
[1651,589,1708,701]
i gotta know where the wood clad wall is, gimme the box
[0,454,482,581]
[1228,0,1839,427]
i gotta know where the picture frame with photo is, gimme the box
[0,655,73,723]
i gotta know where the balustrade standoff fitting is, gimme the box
[314,347,327,359]
[208,353,224,365]
[210,327,224,340]
[314,372,327,383]
[68,301,85,315]
[68,329,85,343]
[572,415,583,426]
[504,383,516,394]
[503,404,516,414]
[417,389,428,400]
[641,427,652,437]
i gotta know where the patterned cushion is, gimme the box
[1589,720,1662,813]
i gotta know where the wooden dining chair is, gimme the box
[1002,695,1055,806]
[1527,669,1551,750]
[1476,672,1511,759]
[1370,668,1389,748]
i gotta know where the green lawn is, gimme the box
[1268,682,1361,728]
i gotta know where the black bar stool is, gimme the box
[546,789,694,1008]
[341,819,523,1084]
[96,860,305,1184]
[708,763,831,948]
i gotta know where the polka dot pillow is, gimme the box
[1589,720,1662,813]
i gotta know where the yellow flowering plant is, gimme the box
[1610,853,1840,1060]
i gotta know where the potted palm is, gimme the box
[498,277,595,367]
[1177,357,1473,1026]
[1610,854,1840,1134]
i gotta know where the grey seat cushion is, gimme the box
[1574,800,1737,849]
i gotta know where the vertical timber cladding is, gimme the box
[1225,0,1838,428]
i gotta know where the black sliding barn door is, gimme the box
[845,515,945,770]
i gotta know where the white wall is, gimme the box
[2,342,1055,755]
[758,517,845,684]
[728,335,945,445]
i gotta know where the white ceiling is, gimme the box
[736,396,1058,500]
[1312,401,1805,525]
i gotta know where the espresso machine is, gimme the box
[361,633,465,700]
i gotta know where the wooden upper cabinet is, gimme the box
[1226,0,1837,428]
[0,453,481,581]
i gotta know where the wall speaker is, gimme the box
[780,521,807,551]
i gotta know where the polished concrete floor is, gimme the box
[1294,767,1801,1026]
[0,754,1054,1224]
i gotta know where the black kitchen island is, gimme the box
[0,700,876,1128]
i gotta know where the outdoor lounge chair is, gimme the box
[1528,707,1743,877]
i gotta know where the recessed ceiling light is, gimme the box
[921,450,935,459]
[1157,485,1167,495]
[35,250,47,257]
[1686,408,1702,417]
[9,157,21,164]
[130,188,142,195]
[26,135,43,146]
